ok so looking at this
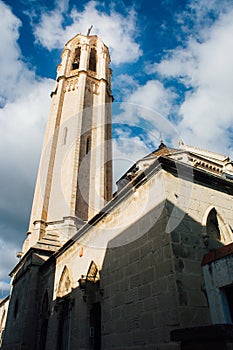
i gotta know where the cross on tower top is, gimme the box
[87,25,93,36]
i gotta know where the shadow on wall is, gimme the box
[1,200,231,350]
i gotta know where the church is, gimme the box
[1,33,233,350]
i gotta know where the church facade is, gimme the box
[1,33,233,350]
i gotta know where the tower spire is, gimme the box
[22,33,113,254]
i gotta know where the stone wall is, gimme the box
[2,164,233,349]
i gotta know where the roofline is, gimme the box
[55,155,233,258]
[0,295,10,307]
[9,246,55,277]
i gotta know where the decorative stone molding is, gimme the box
[85,79,99,95]
[64,77,79,92]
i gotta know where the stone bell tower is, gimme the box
[23,33,113,253]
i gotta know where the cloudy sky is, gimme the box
[1,0,233,297]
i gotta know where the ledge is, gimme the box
[202,242,233,266]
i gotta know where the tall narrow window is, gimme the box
[90,302,101,350]
[39,291,49,350]
[89,48,97,72]
[72,47,81,70]
[62,127,68,145]
[86,137,91,154]
[206,208,221,241]
[206,208,222,249]
[58,298,71,350]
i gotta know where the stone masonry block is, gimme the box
[140,312,155,330]
[163,243,172,260]
[187,291,208,307]
[152,277,168,295]
[158,291,177,310]
[156,260,174,278]
[183,259,202,275]
[129,249,140,264]
[130,274,142,289]
[138,283,152,300]
[143,267,155,284]
[125,288,138,304]
[143,296,158,312]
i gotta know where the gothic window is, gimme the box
[57,266,72,298]
[205,208,223,249]
[72,47,81,70]
[89,48,97,72]
[206,208,221,241]
[56,267,73,349]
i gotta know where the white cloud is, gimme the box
[113,74,139,100]
[0,239,18,280]
[112,80,179,153]
[0,281,11,293]
[0,79,54,230]
[110,78,180,185]
[126,80,176,118]
[149,6,233,156]
[0,1,36,106]
[33,0,142,65]
[0,238,18,297]
[0,1,54,292]
[112,131,150,189]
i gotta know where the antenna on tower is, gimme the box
[87,25,93,36]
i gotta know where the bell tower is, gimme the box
[23,33,113,253]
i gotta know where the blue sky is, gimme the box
[1,0,233,297]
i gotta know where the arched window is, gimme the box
[57,267,72,350]
[206,208,221,241]
[89,48,97,72]
[72,47,81,70]
[57,266,72,298]
[205,208,222,249]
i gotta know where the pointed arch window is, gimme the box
[57,266,72,298]
[204,208,223,249]
[72,47,81,70]
[57,267,72,350]
[206,208,221,241]
[89,48,97,72]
